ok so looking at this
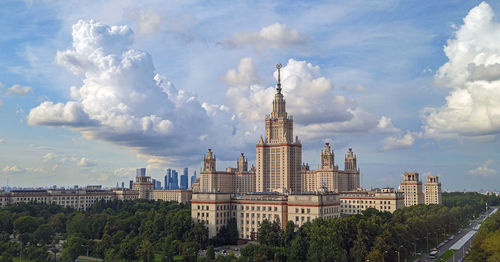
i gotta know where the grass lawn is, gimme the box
[435,249,457,262]
[13,258,34,262]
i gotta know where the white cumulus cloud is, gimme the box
[27,20,240,165]
[77,157,97,167]
[423,2,500,139]
[468,160,497,176]
[380,131,415,151]
[218,23,307,50]
[377,116,401,133]
[7,84,32,96]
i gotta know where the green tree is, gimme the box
[289,233,308,262]
[136,239,154,262]
[258,219,281,246]
[61,236,87,261]
[207,245,215,260]
[33,224,54,245]
[13,216,43,235]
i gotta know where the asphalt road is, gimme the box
[417,207,497,262]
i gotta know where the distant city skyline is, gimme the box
[1,1,500,191]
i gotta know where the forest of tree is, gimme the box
[0,192,496,262]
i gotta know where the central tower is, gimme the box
[256,64,302,192]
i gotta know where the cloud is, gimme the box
[343,84,365,92]
[28,101,96,127]
[221,57,261,86]
[377,116,401,133]
[224,58,378,139]
[468,160,497,176]
[0,100,2,108]
[423,2,500,139]
[7,84,32,96]
[43,153,57,162]
[77,157,96,167]
[218,23,307,50]
[1,165,45,175]
[126,8,162,35]
[380,131,415,151]
[2,165,25,174]
[0,81,2,89]
[28,20,239,164]
[113,167,137,178]
[0,138,4,143]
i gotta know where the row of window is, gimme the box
[342,199,392,205]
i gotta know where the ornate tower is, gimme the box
[203,149,216,172]
[344,148,357,171]
[321,143,335,169]
[237,153,248,172]
[256,64,302,192]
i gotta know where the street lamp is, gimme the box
[397,245,404,262]
[414,238,419,257]
[426,233,430,252]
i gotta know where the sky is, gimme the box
[1,0,500,191]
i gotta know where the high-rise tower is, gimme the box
[256,64,302,192]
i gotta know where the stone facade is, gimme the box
[399,172,425,206]
[399,173,442,207]
[339,188,404,215]
[191,191,340,239]
[424,176,442,205]
[0,187,139,210]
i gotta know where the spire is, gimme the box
[276,63,282,94]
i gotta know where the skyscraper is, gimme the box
[129,180,133,189]
[165,169,171,190]
[180,168,188,190]
[191,171,197,188]
[256,64,302,193]
[136,168,146,177]
[172,170,179,189]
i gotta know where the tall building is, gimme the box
[191,171,197,187]
[172,170,179,189]
[198,64,360,195]
[424,176,442,204]
[256,64,302,193]
[399,172,424,206]
[132,168,154,199]
[180,168,189,190]
[301,144,360,192]
[164,169,171,190]
[136,168,146,177]
[129,180,133,190]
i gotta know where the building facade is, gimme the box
[399,172,424,207]
[133,169,192,204]
[424,176,442,205]
[0,187,139,210]
[339,188,404,215]
[191,191,340,239]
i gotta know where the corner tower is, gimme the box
[256,64,302,192]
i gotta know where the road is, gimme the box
[417,207,497,262]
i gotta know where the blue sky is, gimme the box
[1,0,499,191]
